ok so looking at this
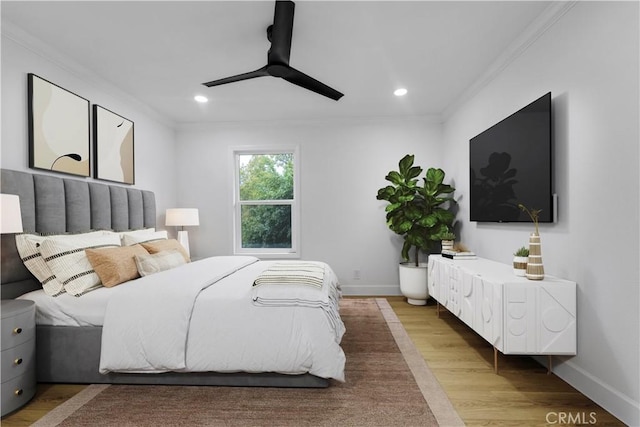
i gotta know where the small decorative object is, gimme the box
[440,231,456,252]
[28,74,90,177]
[94,105,135,184]
[512,246,529,276]
[166,208,200,257]
[519,204,544,280]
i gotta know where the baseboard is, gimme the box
[340,284,401,296]
[534,356,639,426]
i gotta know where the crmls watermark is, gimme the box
[546,411,598,424]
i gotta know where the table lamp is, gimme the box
[165,208,199,257]
[1,194,23,234]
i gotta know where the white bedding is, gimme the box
[19,256,346,382]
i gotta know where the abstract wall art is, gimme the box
[28,73,90,177]
[93,105,135,185]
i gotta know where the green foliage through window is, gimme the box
[238,153,294,250]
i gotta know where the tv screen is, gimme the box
[469,92,552,222]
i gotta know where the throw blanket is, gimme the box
[99,256,259,374]
[251,261,344,340]
[253,262,325,289]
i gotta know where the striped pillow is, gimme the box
[40,232,122,296]
[134,250,186,277]
[15,233,65,296]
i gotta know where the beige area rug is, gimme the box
[33,298,463,427]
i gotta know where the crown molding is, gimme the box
[1,20,176,129]
[441,1,578,121]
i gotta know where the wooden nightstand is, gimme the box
[1,299,36,416]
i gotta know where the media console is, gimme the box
[428,255,576,373]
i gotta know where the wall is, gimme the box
[0,30,178,225]
[175,117,443,295]
[441,2,639,424]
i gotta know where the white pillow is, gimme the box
[122,230,168,246]
[15,234,65,296]
[39,232,122,296]
[134,250,186,277]
[118,228,156,244]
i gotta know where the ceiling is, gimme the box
[1,1,552,125]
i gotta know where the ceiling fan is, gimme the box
[202,0,344,101]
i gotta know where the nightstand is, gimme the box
[1,299,36,416]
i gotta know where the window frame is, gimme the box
[231,145,300,258]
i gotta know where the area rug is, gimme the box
[33,298,463,427]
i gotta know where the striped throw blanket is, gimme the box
[253,262,325,289]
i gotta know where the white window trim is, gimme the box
[231,145,300,259]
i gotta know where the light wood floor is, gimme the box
[2,296,625,426]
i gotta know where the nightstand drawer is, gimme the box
[0,368,36,416]
[1,304,35,349]
[1,339,35,382]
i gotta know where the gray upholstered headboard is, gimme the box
[0,169,156,299]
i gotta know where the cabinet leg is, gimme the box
[436,302,440,317]
[494,347,499,374]
[547,355,553,375]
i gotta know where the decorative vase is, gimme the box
[512,256,528,276]
[526,232,544,280]
[441,240,454,251]
[399,262,429,305]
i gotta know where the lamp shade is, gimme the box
[1,194,23,234]
[165,208,199,227]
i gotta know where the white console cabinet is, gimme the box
[428,255,576,372]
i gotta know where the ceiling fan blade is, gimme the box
[281,66,344,101]
[202,66,269,87]
[267,0,295,65]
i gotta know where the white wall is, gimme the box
[442,2,639,424]
[0,32,178,224]
[175,117,443,295]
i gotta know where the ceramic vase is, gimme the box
[526,232,544,280]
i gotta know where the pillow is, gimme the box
[122,230,168,246]
[118,228,156,244]
[39,232,122,296]
[15,230,116,297]
[85,244,148,287]
[15,234,65,296]
[134,250,187,277]
[141,239,190,262]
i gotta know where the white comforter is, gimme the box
[98,256,346,381]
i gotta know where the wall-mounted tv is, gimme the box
[469,92,553,223]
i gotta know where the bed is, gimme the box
[1,169,345,387]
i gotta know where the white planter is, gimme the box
[399,262,429,305]
[513,256,528,276]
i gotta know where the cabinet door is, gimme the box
[473,275,503,351]
[503,283,576,355]
[459,272,474,328]
[427,257,439,301]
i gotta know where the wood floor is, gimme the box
[2,296,624,426]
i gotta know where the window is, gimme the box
[233,147,299,257]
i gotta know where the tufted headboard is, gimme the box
[0,169,156,299]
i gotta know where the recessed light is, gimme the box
[194,95,208,103]
[394,88,408,97]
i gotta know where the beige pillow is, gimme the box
[85,244,149,287]
[15,233,65,296]
[134,250,187,277]
[141,239,190,262]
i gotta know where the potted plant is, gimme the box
[513,246,529,276]
[439,230,456,252]
[376,154,456,305]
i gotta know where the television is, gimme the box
[469,92,553,223]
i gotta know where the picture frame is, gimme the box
[28,73,90,177]
[93,105,135,185]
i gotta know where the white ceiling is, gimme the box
[1,1,552,125]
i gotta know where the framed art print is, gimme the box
[93,105,135,185]
[28,73,90,177]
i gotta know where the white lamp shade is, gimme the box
[165,208,199,227]
[1,194,24,234]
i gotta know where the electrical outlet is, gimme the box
[353,269,361,280]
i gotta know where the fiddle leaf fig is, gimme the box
[376,154,457,266]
